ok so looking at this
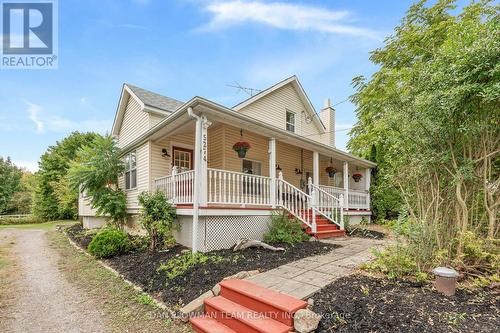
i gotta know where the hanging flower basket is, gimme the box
[353,173,363,182]
[232,141,251,158]
[325,166,337,178]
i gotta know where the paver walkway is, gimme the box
[246,237,388,300]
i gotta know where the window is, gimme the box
[173,147,193,171]
[125,151,137,190]
[242,159,262,194]
[286,110,295,132]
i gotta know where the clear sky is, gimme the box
[0,0,421,172]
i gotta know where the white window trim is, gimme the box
[241,158,263,175]
[125,151,137,191]
[286,109,296,133]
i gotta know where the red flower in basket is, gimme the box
[352,173,363,182]
[233,141,251,158]
[325,166,337,178]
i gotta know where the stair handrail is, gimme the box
[276,172,317,233]
[308,179,344,230]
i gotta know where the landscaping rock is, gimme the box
[307,298,314,309]
[294,309,322,333]
[212,283,221,296]
[179,290,214,322]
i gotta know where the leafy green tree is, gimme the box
[7,171,35,214]
[68,135,127,228]
[0,157,22,214]
[32,132,98,220]
[348,0,499,270]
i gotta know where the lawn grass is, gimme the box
[0,220,76,230]
[47,230,192,333]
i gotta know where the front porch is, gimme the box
[145,113,372,251]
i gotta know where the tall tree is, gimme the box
[7,171,35,214]
[349,0,499,261]
[67,134,127,228]
[32,132,99,220]
[0,157,22,214]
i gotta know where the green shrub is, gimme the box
[363,245,419,279]
[158,252,222,281]
[264,211,309,244]
[0,215,43,225]
[87,228,130,258]
[138,191,178,251]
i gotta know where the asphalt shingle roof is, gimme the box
[125,84,184,112]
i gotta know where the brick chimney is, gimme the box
[320,98,335,147]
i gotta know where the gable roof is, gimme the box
[125,84,184,113]
[111,84,184,137]
[233,75,325,132]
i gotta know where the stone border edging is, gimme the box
[60,228,178,317]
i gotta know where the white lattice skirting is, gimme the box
[173,215,272,252]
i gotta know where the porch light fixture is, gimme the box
[161,148,170,158]
[276,164,282,171]
[295,168,302,175]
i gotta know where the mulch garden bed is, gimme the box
[106,241,339,307]
[312,274,499,332]
[66,223,95,249]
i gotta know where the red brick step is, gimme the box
[220,279,307,326]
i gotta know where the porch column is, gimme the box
[268,138,276,208]
[200,115,211,206]
[312,151,319,186]
[365,167,371,208]
[343,161,349,209]
[191,112,211,253]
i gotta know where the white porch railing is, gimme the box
[349,189,370,210]
[153,169,357,230]
[310,181,343,229]
[276,176,317,231]
[207,168,271,206]
[319,185,370,210]
[154,169,194,204]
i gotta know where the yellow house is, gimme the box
[79,76,376,252]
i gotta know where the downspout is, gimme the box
[188,107,201,253]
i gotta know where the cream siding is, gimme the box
[236,83,325,144]
[117,97,149,148]
[118,142,150,211]
[220,125,270,176]
[149,113,167,128]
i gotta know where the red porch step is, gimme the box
[190,279,308,333]
[314,229,346,239]
[220,279,307,326]
[204,296,291,333]
[191,315,237,333]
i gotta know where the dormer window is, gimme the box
[286,110,295,133]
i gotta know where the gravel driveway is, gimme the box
[0,228,105,333]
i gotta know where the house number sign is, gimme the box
[202,134,207,162]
